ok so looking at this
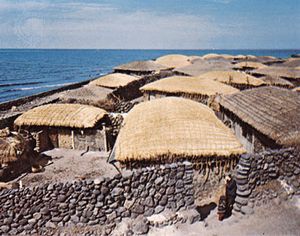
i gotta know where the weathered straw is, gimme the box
[14,104,107,129]
[115,97,245,162]
[252,66,300,80]
[202,53,234,60]
[233,61,267,70]
[140,76,239,96]
[260,75,294,88]
[89,73,140,88]
[155,54,191,68]
[219,87,300,146]
[197,70,265,86]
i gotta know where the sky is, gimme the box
[0,0,299,49]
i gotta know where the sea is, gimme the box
[0,49,299,104]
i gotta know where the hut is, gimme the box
[113,60,171,75]
[140,76,239,104]
[197,70,266,90]
[233,61,267,71]
[259,75,294,89]
[174,59,233,77]
[279,58,300,68]
[59,85,114,110]
[89,73,140,89]
[14,104,111,152]
[201,53,235,60]
[251,66,300,86]
[214,87,300,153]
[111,97,245,168]
[155,54,192,69]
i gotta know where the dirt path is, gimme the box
[148,196,300,236]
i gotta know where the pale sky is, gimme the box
[0,0,299,49]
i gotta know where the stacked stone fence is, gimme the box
[234,148,300,215]
[0,161,194,235]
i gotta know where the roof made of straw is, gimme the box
[89,73,140,88]
[197,70,265,86]
[201,53,235,60]
[293,87,300,92]
[113,60,170,72]
[60,85,112,104]
[219,87,300,146]
[233,61,267,70]
[260,75,294,88]
[280,58,300,68]
[115,97,245,162]
[252,66,300,79]
[14,104,107,129]
[155,54,192,69]
[140,76,239,96]
[174,60,233,76]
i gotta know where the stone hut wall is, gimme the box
[0,162,194,235]
[234,148,300,215]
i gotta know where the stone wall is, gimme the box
[234,148,300,215]
[0,161,194,235]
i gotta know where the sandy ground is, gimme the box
[20,148,119,188]
[148,196,300,236]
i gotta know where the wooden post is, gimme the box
[102,123,108,152]
[71,130,75,149]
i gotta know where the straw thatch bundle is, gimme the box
[113,60,170,73]
[155,54,191,69]
[260,75,294,88]
[0,129,34,164]
[14,104,107,129]
[218,87,300,146]
[89,73,140,88]
[252,67,300,80]
[59,85,113,106]
[115,97,245,162]
[174,60,233,77]
[233,61,267,70]
[140,76,239,96]
[198,70,265,87]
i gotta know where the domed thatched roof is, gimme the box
[115,97,245,162]
[280,58,300,68]
[198,70,265,86]
[233,61,267,70]
[155,54,191,68]
[89,73,140,88]
[113,60,170,73]
[202,53,234,60]
[260,75,294,88]
[140,76,238,96]
[14,104,107,129]
[252,66,300,80]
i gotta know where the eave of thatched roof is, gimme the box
[155,54,191,69]
[218,87,300,146]
[14,104,107,129]
[113,60,171,72]
[197,70,265,86]
[140,76,239,96]
[89,73,140,88]
[115,97,245,162]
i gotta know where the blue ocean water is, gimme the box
[0,49,299,103]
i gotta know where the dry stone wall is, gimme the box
[234,148,300,215]
[0,161,194,235]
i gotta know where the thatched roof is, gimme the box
[233,61,267,70]
[59,85,112,105]
[260,75,294,88]
[155,54,191,68]
[89,73,140,88]
[218,87,300,146]
[174,59,233,76]
[198,70,265,86]
[202,53,234,60]
[140,76,239,96]
[14,104,107,129]
[115,97,245,162]
[280,58,300,68]
[252,66,300,80]
[113,60,170,73]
